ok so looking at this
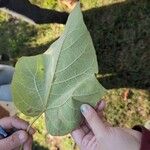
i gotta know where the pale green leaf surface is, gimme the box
[11,3,106,136]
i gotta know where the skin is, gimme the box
[72,101,142,150]
[0,116,35,150]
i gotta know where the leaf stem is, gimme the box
[27,111,44,132]
[19,111,45,150]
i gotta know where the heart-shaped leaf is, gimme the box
[11,3,106,136]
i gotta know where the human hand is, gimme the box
[0,116,35,150]
[72,101,142,150]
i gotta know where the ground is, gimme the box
[0,0,150,149]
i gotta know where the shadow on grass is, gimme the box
[83,0,150,90]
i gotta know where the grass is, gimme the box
[0,0,150,149]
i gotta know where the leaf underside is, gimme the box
[11,3,106,136]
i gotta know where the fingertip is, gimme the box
[71,130,77,138]
[71,128,81,137]
[11,116,30,131]
[23,135,33,150]
[98,100,106,111]
[17,130,28,144]
[71,128,85,146]
[28,127,36,135]
[80,104,92,115]
[80,103,106,137]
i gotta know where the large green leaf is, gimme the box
[11,3,106,136]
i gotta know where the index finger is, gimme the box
[80,104,107,138]
[0,116,35,135]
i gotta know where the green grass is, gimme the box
[0,0,150,149]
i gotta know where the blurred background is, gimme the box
[0,0,150,149]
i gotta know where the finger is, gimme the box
[0,130,28,150]
[81,133,94,147]
[95,101,111,127]
[96,100,106,120]
[88,136,97,149]
[82,125,90,134]
[0,117,35,135]
[96,100,106,111]
[84,100,105,130]
[23,135,33,150]
[80,104,107,138]
[71,128,85,145]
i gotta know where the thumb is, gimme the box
[0,130,28,150]
[80,104,107,138]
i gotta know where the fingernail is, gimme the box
[80,104,90,114]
